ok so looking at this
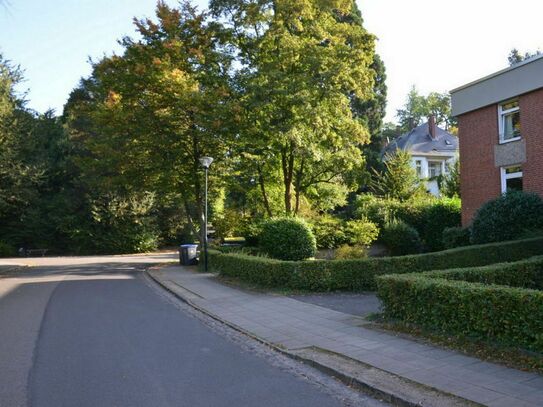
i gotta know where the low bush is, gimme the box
[310,216,379,249]
[334,245,367,260]
[354,194,461,251]
[380,220,422,256]
[310,215,348,249]
[471,191,543,244]
[0,241,16,257]
[422,198,461,251]
[442,226,471,249]
[344,219,379,246]
[259,217,316,261]
[377,256,543,352]
[208,236,543,291]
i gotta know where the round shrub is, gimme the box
[344,219,379,246]
[310,215,348,249]
[259,217,316,261]
[442,226,471,249]
[380,220,422,256]
[471,191,543,244]
[422,197,461,251]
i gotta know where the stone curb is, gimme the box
[145,270,479,407]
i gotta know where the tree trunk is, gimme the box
[294,158,304,215]
[281,143,295,215]
[183,197,198,239]
[257,165,273,217]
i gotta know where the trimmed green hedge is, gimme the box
[208,236,543,291]
[421,256,543,290]
[377,256,543,352]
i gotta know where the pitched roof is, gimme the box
[383,122,458,157]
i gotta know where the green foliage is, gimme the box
[372,150,425,202]
[471,191,543,244]
[211,0,377,215]
[422,197,461,251]
[442,227,471,249]
[345,219,379,246]
[0,241,15,257]
[380,220,422,256]
[259,217,317,261]
[508,48,542,66]
[310,215,378,249]
[238,220,264,247]
[69,192,159,254]
[377,256,543,352]
[208,235,543,292]
[65,2,234,248]
[396,86,456,132]
[334,244,367,260]
[213,208,245,241]
[1,2,388,255]
[354,194,460,251]
[310,215,348,249]
[422,256,543,289]
[441,159,460,198]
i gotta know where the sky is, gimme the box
[1,0,542,121]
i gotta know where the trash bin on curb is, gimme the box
[179,244,199,265]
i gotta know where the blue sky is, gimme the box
[1,0,542,121]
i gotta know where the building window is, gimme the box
[500,165,523,193]
[428,161,441,178]
[415,160,422,177]
[498,99,521,143]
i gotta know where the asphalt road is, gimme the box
[0,256,387,407]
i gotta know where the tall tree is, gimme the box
[396,86,455,132]
[65,2,235,240]
[211,0,377,215]
[0,55,43,242]
[371,150,425,202]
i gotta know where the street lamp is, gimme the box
[199,156,213,272]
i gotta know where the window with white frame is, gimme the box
[500,165,523,193]
[415,160,422,177]
[498,100,521,143]
[428,161,441,178]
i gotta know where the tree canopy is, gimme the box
[396,86,456,132]
[0,1,387,254]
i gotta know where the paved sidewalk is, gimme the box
[149,266,543,407]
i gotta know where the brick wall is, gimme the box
[458,88,543,226]
[520,88,543,196]
[458,105,501,225]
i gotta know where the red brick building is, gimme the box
[451,56,543,225]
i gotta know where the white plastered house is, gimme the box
[383,117,459,196]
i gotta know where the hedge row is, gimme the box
[208,236,543,291]
[422,256,543,290]
[377,256,543,352]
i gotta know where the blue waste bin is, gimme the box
[179,244,199,265]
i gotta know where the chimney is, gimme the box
[428,115,437,140]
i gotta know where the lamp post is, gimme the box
[199,156,213,272]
